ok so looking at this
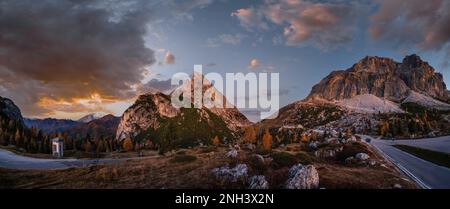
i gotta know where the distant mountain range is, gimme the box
[23,113,120,139]
[77,113,108,123]
[64,114,120,139]
[24,118,80,134]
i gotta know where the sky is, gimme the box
[1,0,450,122]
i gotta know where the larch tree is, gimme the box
[262,129,272,152]
[123,138,134,152]
[243,126,257,143]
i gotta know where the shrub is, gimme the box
[211,136,220,146]
[262,129,273,152]
[271,152,298,168]
[243,126,257,143]
[295,151,316,164]
[336,142,370,162]
[122,138,134,152]
[170,154,198,163]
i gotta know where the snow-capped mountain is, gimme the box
[78,113,108,123]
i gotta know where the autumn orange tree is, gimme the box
[211,136,220,146]
[243,126,257,143]
[301,134,309,142]
[262,129,272,152]
[123,138,134,151]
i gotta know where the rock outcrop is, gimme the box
[248,175,269,189]
[116,74,251,143]
[0,96,24,124]
[306,54,448,102]
[285,164,319,189]
[116,92,179,140]
[212,164,248,183]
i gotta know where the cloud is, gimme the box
[369,0,450,52]
[232,0,366,50]
[0,0,211,118]
[137,79,176,95]
[206,34,246,48]
[169,0,214,20]
[248,59,261,69]
[0,0,157,117]
[164,52,176,64]
[231,7,269,31]
[205,63,217,67]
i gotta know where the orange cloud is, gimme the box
[35,93,130,119]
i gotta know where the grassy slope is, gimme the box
[393,144,450,168]
[0,143,416,189]
[136,108,233,152]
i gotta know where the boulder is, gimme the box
[246,143,256,151]
[308,141,318,150]
[226,149,238,158]
[285,164,319,189]
[314,149,336,159]
[212,164,248,183]
[393,184,402,189]
[345,156,355,164]
[251,154,265,164]
[248,175,269,189]
[325,138,340,145]
[355,153,370,161]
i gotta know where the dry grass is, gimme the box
[0,142,417,189]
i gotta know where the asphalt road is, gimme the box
[0,149,127,170]
[389,135,450,153]
[366,136,450,189]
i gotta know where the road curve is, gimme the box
[366,136,450,189]
[0,149,128,170]
[389,135,450,153]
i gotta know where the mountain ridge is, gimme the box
[306,54,448,103]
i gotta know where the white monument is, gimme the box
[52,138,64,157]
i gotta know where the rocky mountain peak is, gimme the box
[116,75,251,141]
[402,54,428,69]
[350,56,397,74]
[306,54,449,102]
[0,96,24,124]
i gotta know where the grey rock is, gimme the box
[251,154,265,164]
[314,149,336,159]
[308,141,318,150]
[345,156,355,164]
[212,164,248,183]
[355,153,370,161]
[226,149,238,158]
[285,164,319,189]
[246,143,256,150]
[248,175,269,189]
